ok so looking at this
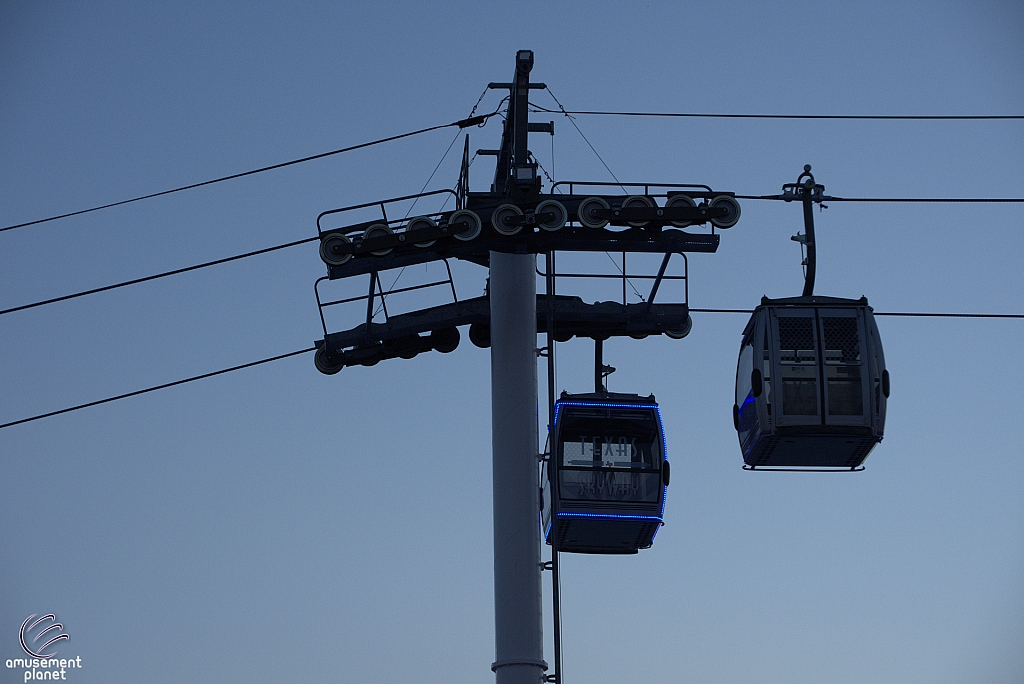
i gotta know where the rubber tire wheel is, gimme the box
[449,210,482,241]
[407,216,436,248]
[709,195,741,229]
[394,334,422,360]
[469,323,491,348]
[535,200,567,231]
[491,204,524,236]
[665,194,696,228]
[622,195,654,227]
[665,315,693,339]
[431,327,461,353]
[314,347,344,375]
[576,196,609,229]
[363,223,394,256]
[320,233,352,266]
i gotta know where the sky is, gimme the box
[1,2,1022,683]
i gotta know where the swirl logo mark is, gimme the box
[20,614,69,659]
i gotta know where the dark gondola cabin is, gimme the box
[544,393,668,554]
[734,296,889,469]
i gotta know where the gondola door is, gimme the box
[817,308,872,428]
[768,308,822,428]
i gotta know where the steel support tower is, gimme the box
[489,50,546,684]
[313,49,743,682]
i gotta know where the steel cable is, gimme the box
[2,309,1020,431]
[1,110,501,235]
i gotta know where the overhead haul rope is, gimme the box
[0,347,315,430]
[526,106,1024,121]
[0,236,319,317]
[374,90,503,317]
[1,309,1019,431]
[6,105,1016,235]
[542,87,647,301]
[737,195,1024,203]
[2,192,1020,320]
[0,109,503,235]
[542,88,626,192]
[690,309,1024,318]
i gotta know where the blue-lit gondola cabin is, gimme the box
[734,296,889,469]
[544,393,668,554]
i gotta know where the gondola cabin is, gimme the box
[734,296,889,470]
[544,393,668,554]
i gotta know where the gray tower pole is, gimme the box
[490,251,545,684]
[490,50,546,684]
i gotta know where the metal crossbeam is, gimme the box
[318,294,691,364]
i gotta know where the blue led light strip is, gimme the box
[551,399,670,528]
[555,512,663,522]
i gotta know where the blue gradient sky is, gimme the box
[1,2,1022,683]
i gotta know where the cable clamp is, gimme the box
[456,114,487,128]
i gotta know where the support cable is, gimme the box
[527,106,1024,121]
[1,110,502,235]
[374,130,465,318]
[402,88,494,221]
[0,347,315,431]
[375,90,501,316]
[0,236,318,317]
[543,88,626,191]
[689,308,1024,318]
[603,252,645,302]
[737,195,1024,203]
[5,206,1022,319]
[1,309,1017,432]
[540,88,647,304]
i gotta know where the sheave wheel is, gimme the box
[709,195,741,229]
[665,194,696,227]
[407,216,436,248]
[314,347,344,375]
[622,195,654,227]
[363,223,394,256]
[577,196,609,229]
[491,204,524,236]
[535,200,567,231]
[449,210,482,241]
[665,315,693,339]
[320,233,352,266]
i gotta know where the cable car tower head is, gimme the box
[733,167,890,471]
